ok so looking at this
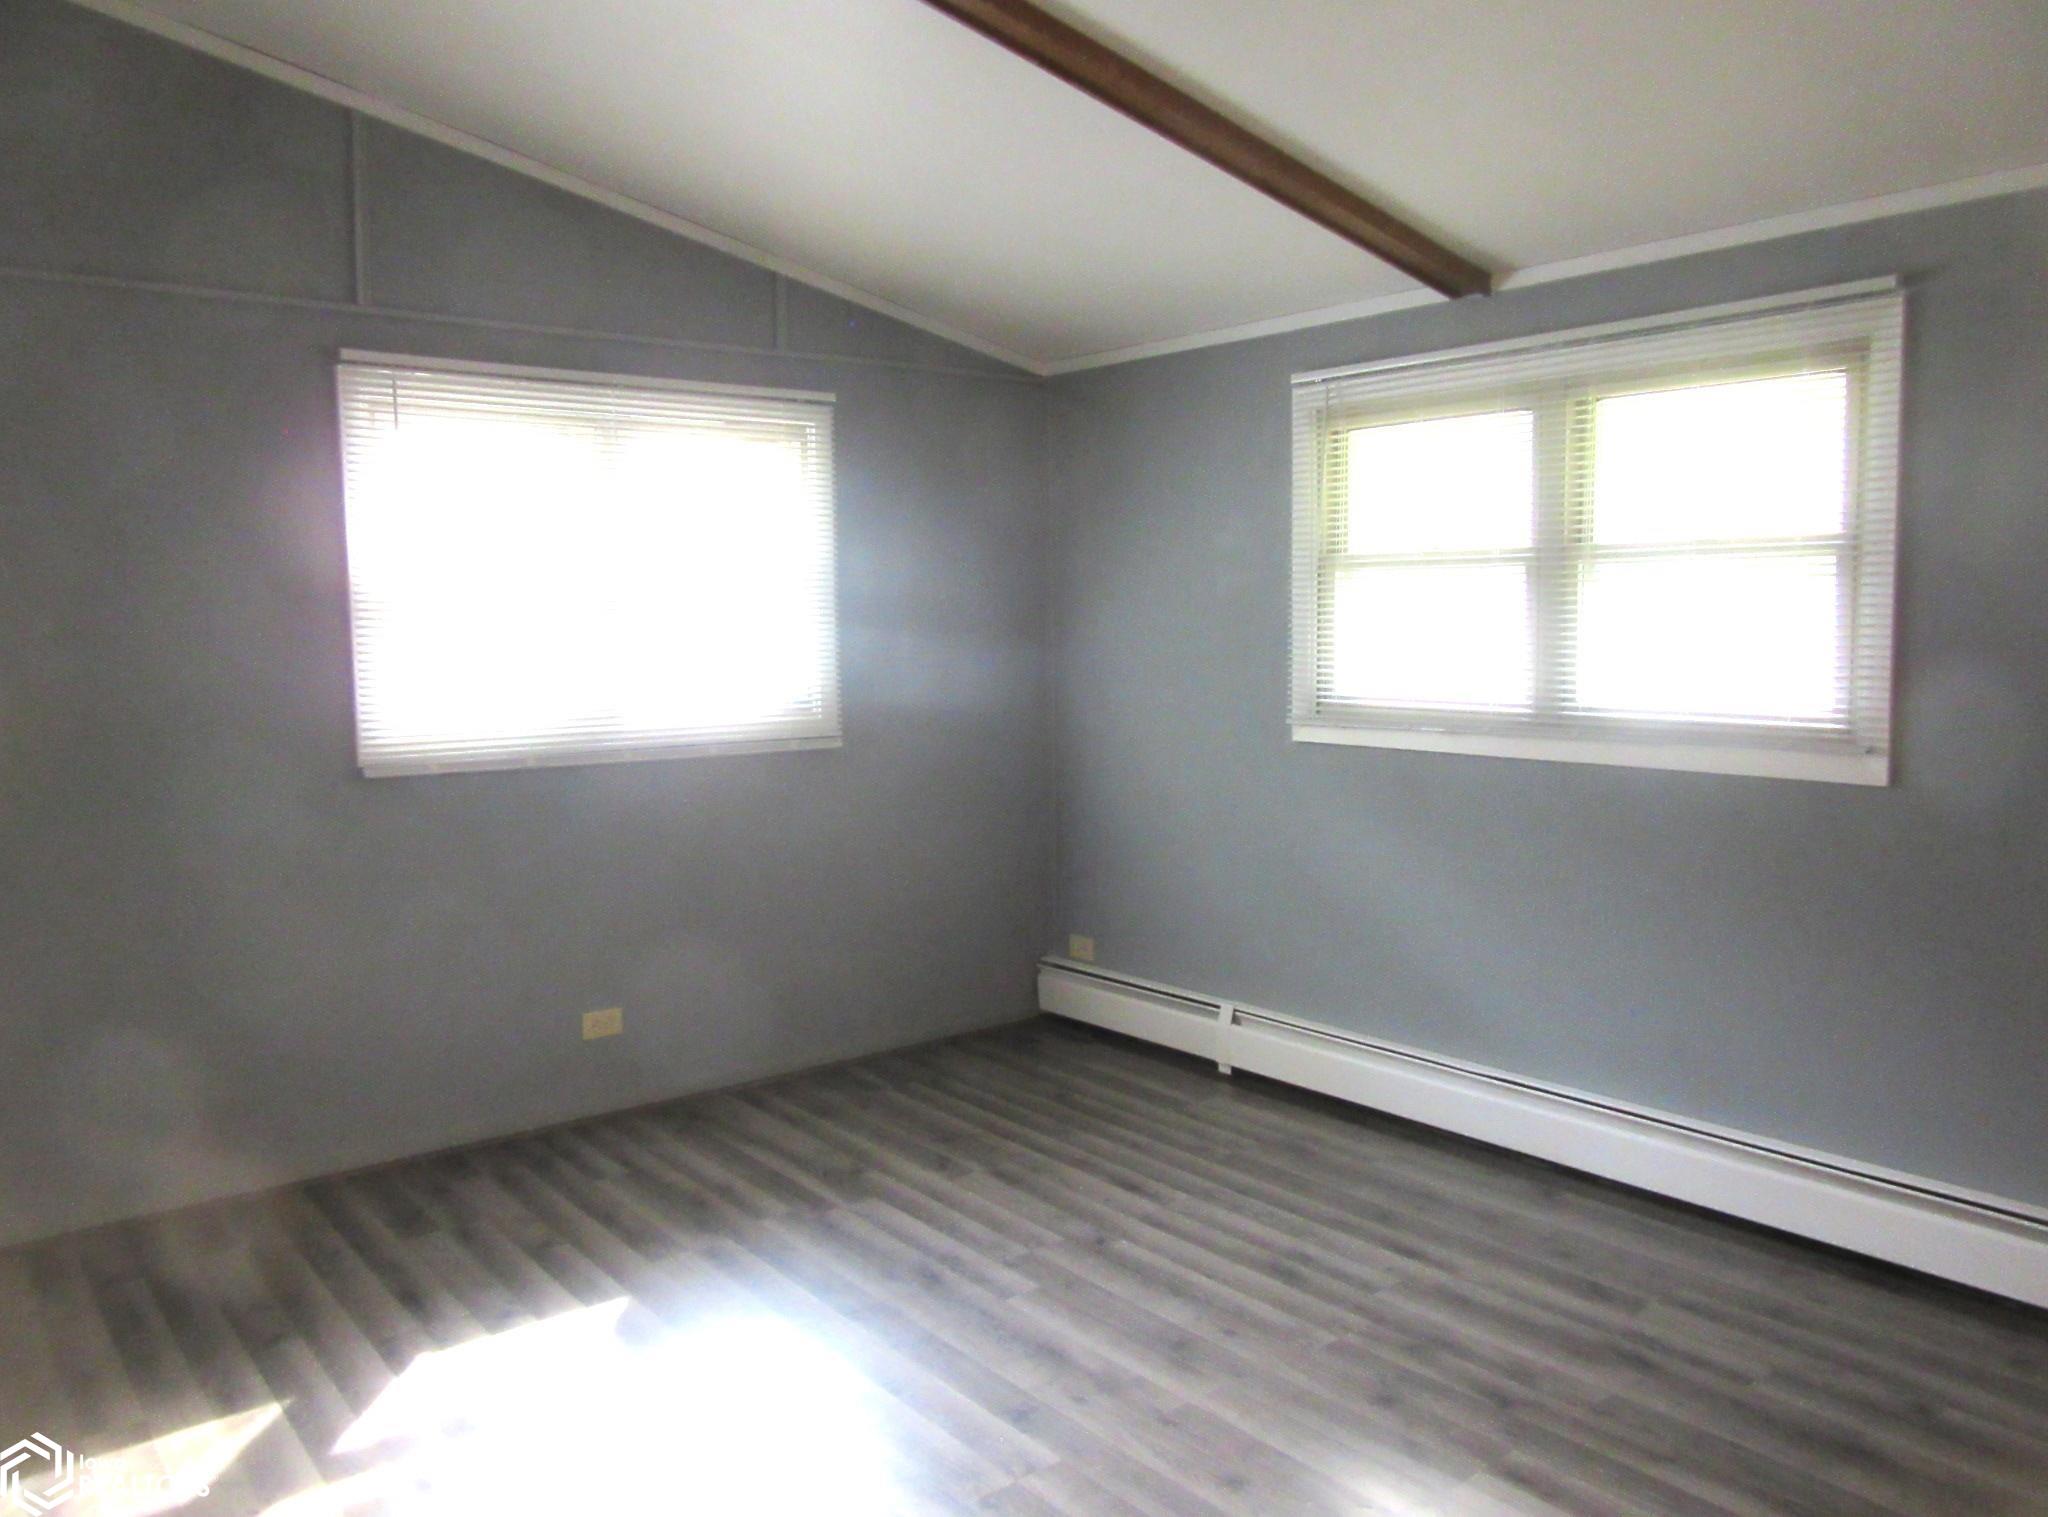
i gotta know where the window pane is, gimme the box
[1342,410,1534,554]
[1590,370,1849,546]
[352,419,824,747]
[607,428,825,730]
[1329,563,1531,710]
[349,414,610,746]
[339,361,836,775]
[1574,553,1843,723]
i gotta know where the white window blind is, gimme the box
[1290,282,1903,784]
[336,353,838,777]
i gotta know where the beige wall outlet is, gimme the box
[582,1007,624,1040]
[1067,934,1096,963]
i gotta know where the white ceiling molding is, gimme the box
[67,0,1048,374]
[1042,160,2048,375]
[67,0,2048,377]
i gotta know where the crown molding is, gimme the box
[68,0,1048,376]
[66,1,2048,382]
[1044,160,2048,374]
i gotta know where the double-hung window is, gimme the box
[1290,282,1903,783]
[336,354,838,777]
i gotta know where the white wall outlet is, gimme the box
[1067,934,1096,963]
[582,1007,624,1040]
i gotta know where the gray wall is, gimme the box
[0,0,1051,1245]
[1047,189,2048,1208]
[7,0,2045,1245]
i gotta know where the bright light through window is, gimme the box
[1576,553,1843,721]
[1292,287,1901,783]
[1576,371,1852,726]
[1343,409,1534,554]
[1330,562,1532,710]
[337,356,838,777]
[1328,408,1536,711]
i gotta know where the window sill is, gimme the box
[1291,723,1887,786]
[361,732,843,779]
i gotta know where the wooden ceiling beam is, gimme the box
[914,0,1492,298]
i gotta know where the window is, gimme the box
[1290,282,1902,784]
[336,354,837,777]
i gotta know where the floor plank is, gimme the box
[2,1016,2043,1515]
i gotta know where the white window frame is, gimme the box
[336,352,840,778]
[1289,280,1904,785]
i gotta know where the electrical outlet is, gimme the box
[582,1007,624,1041]
[1067,934,1096,963]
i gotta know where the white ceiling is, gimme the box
[97,0,2048,370]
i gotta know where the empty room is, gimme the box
[4,0,2048,1511]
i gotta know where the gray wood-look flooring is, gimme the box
[3,1017,2045,1516]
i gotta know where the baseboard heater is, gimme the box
[1038,958,2048,1311]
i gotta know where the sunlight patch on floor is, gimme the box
[309,1300,902,1514]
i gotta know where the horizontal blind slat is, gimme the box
[337,357,840,777]
[1290,288,1902,770]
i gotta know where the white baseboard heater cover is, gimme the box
[1039,959,2048,1311]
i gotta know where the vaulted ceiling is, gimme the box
[88,0,2048,370]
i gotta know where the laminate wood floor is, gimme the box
[3,1017,2044,1516]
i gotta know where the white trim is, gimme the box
[336,352,842,780]
[1288,277,1900,387]
[1495,161,2048,292]
[1292,723,1889,785]
[1042,957,2048,1220]
[1044,290,1448,375]
[363,733,842,779]
[69,0,2048,382]
[337,348,836,404]
[1038,961,2048,1310]
[1289,286,1902,786]
[70,1,2048,378]
[1045,164,2048,374]
[69,0,1043,376]
[1037,967,1225,1062]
